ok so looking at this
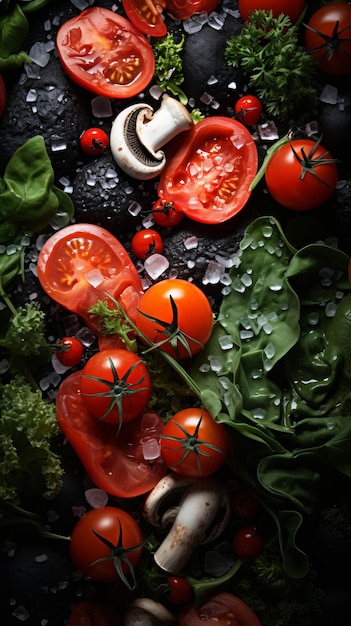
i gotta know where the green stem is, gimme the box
[249,135,290,191]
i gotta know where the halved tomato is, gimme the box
[37,224,143,337]
[179,592,261,626]
[165,0,219,20]
[122,0,167,37]
[56,7,155,98]
[56,372,167,498]
[157,117,258,224]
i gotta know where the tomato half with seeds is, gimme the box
[265,138,338,211]
[136,278,213,359]
[56,372,166,497]
[122,0,167,37]
[179,592,262,626]
[70,506,143,584]
[160,408,229,477]
[80,349,152,426]
[305,2,351,76]
[157,117,258,224]
[56,7,154,98]
[238,0,305,24]
[165,0,218,20]
[37,224,143,338]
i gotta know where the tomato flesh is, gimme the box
[238,0,305,24]
[158,117,258,224]
[179,592,262,626]
[56,371,166,498]
[56,7,155,98]
[122,0,167,37]
[165,0,219,20]
[37,224,143,338]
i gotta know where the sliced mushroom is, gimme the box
[144,474,231,575]
[110,95,193,180]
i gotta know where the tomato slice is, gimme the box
[56,371,167,498]
[157,117,258,224]
[37,224,143,337]
[179,592,262,626]
[56,7,155,98]
[122,0,167,37]
[165,0,219,20]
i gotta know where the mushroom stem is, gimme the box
[137,95,192,155]
[154,478,227,575]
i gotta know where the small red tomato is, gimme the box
[233,525,264,559]
[56,336,84,367]
[151,199,184,228]
[80,127,109,156]
[234,95,262,126]
[131,229,164,260]
[167,577,193,604]
[0,75,6,117]
[232,489,260,520]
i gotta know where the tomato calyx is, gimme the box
[81,357,149,431]
[138,295,204,359]
[90,520,144,590]
[289,139,338,185]
[160,413,226,475]
[304,19,351,63]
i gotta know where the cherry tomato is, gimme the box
[151,199,184,228]
[160,407,229,477]
[56,7,154,98]
[179,592,262,626]
[68,600,116,626]
[80,127,109,156]
[80,349,152,426]
[136,278,213,359]
[131,229,164,260]
[56,371,167,497]
[37,224,143,339]
[167,577,193,604]
[234,95,262,126]
[158,117,258,224]
[55,336,84,367]
[305,2,351,76]
[238,0,305,24]
[265,138,338,211]
[232,489,260,521]
[122,0,167,37]
[233,525,264,559]
[70,506,143,584]
[0,75,6,117]
[165,0,218,20]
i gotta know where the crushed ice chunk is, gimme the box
[35,553,48,563]
[200,92,213,105]
[85,488,109,508]
[208,11,226,30]
[26,88,37,103]
[29,42,50,67]
[51,136,67,152]
[141,437,161,460]
[149,84,163,100]
[184,236,198,250]
[85,269,104,287]
[144,253,169,279]
[319,84,338,104]
[76,326,96,347]
[258,121,279,140]
[71,0,90,10]
[91,95,113,118]
[207,75,218,85]
[203,261,225,284]
[24,62,41,79]
[305,120,319,137]
[12,605,30,621]
[218,334,234,350]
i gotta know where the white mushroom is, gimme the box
[144,474,231,575]
[110,94,193,180]
[123,598,176,626]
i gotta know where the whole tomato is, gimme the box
[56,336,84,367]
[238,0,305,24]
[80,127,109,155]
[80,349,152,426]
[233,525,264,559]
[70,506,143,584]
[305,2,351,76]
[160,407,229,477]
[265,138,338,211]
[131,229,164,260]
[234,95,262,126]
[151,199,184,228]
[135,278,213,359]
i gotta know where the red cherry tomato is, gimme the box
[80,348,152,425]
[305,2,351,76]
[136,278,213,359]
[238,0,305,24]
[80,127,109,156]
[70,506,143,583]
[56,372,167,498]
[167,577,193,604]
[165,0,219,20]
[56,7,154,98]
[122,0,167,37]
[0,75,6,117]
[265,138,338,211]
[234,95,262,126]
[158,117,258,224]
[131,229,164,260]
[232,489,260,521]
[37,224,143,339]
[233,525,264,559]
[151,199,184,228]
[179,592,262,626]
[160,407,229,478]
[56,336,84,367]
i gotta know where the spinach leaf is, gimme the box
[0,2,30,70]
